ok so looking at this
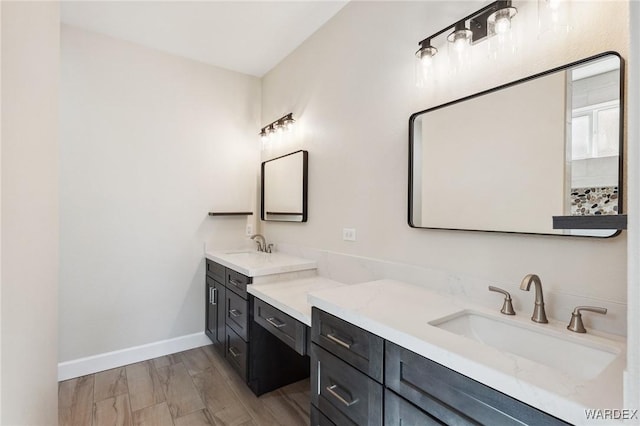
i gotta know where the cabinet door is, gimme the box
[385,342,569,426]
[385,389,444,426]
[214,281,226,350]
[205,277,218,342]
[205,277,226,353]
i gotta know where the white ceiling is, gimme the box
[61,1,349,77]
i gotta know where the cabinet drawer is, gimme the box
[226,290,248,341]
[206,259,225,282]
[311,344,383,426]
[254,298,306,355]
[226,268,251,298]
[385,389,444,426]
[310,404,341,426]
[385,342,570,426]
[225,326,247,381]
[311,308,384,382]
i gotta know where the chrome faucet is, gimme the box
[250,234,266,252]
[519,274,548,323]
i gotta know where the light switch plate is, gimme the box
[246,223,253,236]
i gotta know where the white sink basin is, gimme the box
[223,250,263,255]
[429,310,620,380]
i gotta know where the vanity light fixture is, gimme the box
[415,0,518,85]
[259,113,295,143]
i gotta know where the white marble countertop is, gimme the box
[247,276,345,326]
[205,249,317,277]
[307,279,626,425]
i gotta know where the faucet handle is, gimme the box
[567,306,607,333]
[488,286,516,315]
[266,243,274,253]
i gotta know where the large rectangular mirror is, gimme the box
[409,52,623,237]
[261,150,308,222]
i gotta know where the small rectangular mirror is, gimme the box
[409,52,623,237]
[261,150,308,222]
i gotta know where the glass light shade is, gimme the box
[260,130,268,142]
[487,6,517,35]
[447,28,472,52]
[487,6,518,59]
[415,44,438,87]
[283,115,295,130]
[538,0,571,36]
[447,26,472,73]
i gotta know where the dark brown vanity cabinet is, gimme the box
[385,342,570,426]
[310,308,384,426]
[205,259,309,396]
[311,308,570,426]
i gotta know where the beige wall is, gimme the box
[59,26,260,362]
[261,1,628,306]
[1,2,60,423]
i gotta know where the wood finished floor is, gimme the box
[59,345,310,426]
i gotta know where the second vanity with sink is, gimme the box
[204,249,625,425]
[308,279,626,425]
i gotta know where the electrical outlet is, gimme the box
[342,228,356,241]
[246,223,253,236]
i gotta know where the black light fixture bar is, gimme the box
[260,113,295,138]
[418,0,514,47]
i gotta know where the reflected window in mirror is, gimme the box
[261,150,308,222]
[409,52,623,238]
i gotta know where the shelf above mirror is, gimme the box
[552,215,627,230]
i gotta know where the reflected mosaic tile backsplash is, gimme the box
[571,186,618,215]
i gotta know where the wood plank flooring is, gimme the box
[59,345,311,426]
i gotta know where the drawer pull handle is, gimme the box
[229,309,242,318]
[210,288,217,305]
[228,346,241,358]
[229,278,242,288]
[326,333,352,349]
[326,384,358,407]
[266,317,286,328]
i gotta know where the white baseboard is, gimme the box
[58,332,211,381]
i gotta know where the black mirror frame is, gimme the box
[261,150,309,222]
[408,51,625,238]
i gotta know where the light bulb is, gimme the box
[538,0,570,35]
[283,114,295,131]
[495,16,511,34]
[447,25,472,74]
[415,43,437,87]
[488,6,517,36]
[447,25,472,53]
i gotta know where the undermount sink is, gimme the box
[429,310,621,381]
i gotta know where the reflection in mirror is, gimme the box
[409,52,623,237]
[261,150,308,222]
